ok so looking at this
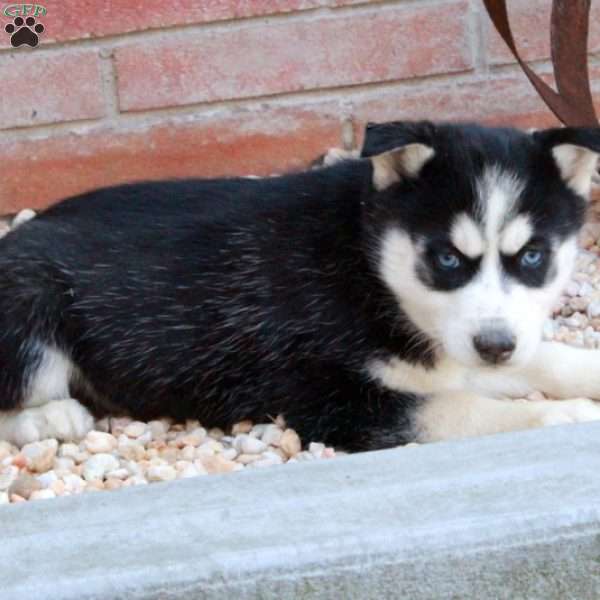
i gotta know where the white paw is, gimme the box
[536,398,600,428]
[322,147,360,166]
[11,399,94,447]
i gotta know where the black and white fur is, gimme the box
[2,121,600,451]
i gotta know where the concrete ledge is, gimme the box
[3,423,600,599]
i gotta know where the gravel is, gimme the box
[0,416,337,504]
[2,187,600,505]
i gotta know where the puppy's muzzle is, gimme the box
[473,327,516,365]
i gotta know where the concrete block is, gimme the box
[2,423,600,599]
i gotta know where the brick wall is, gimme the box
[0,0,598,212]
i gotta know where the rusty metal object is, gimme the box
[483,0,598,127]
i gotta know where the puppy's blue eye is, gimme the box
[520,249,544,268]
[437,252,461,269]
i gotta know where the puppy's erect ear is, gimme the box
[551,144,598,197]
[371,144,435,191]
[362,120,436,157]
[534,127,600,198]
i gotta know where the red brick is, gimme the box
[115,2,472,112]
[0,107,340,212]
[32,0,380,43]
[349,74,562,137]
[351,64,600,141]
[0,51,105,129]
[486,0,600,65]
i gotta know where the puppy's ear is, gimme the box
[551,144,598,197]
[371,144,435,191]
[534,127,600,198]
[361,120,435,157]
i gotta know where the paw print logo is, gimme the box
[5,16,44,48]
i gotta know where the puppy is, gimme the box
[1,121,600,451]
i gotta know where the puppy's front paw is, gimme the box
[42,398,94,441]
[11,399,94,446]
[535,398,600,428]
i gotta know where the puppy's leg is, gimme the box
[413,390,600,442]
[517,341,600,399]
[0,342,93,447]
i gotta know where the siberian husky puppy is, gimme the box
[1,121,600,451]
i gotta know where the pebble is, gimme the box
[280,429,302,457]
[58,443,80,460]
[196,454,240,474]
[63,474,86,493]
[236,453,263,465]
[123,421,148,438]
[231,420,253,435]
[588,300,600,318]
[208,427,225,440]
[9,473,42,499]
[147,465,177,482]
[235,435,267,455]
[0,441,14,462]
[565,282,580,296]
[179,464,203,478]
[21,439,58,473]
[0,466,18,491]
[261,425,283,447]
[36,470,58,489]
[148,419,170,439]
[82,453,120,481]
[84,431,117,454]
[30,489,56,501]
[175,428,206,447]
[309,442,326,458]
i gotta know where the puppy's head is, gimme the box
[362,121,600,368]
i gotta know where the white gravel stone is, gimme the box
[280,429,302,457]
[36,470,58,489]
[147,465,177,482]
[175,428,206,447]
[82,454,120,481]
[261,425,283,446]
[30,489,56,501]
[129,475,149,486]
[0,441,14,462]
[0,466,19,491]
[58,443,80,459]
[123,421,148,438]
[309,442,326,458]
[588,300,600,318]
[62,474,86,493]
[231,420,253,435]
[148,420,170,439]
[565,282,580,296]
[84,431,117,454]
[9,473,42,499]
[54,457,75,474]
[106,468,129,480]
[235,435,267,455]
[21,439,58,473]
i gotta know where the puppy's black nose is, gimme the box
[473,330,516,364]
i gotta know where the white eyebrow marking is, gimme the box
[475,166,525,258]
[450,213,484,258]
[500,214,533,255]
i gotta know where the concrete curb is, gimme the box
[3,423,600,599]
